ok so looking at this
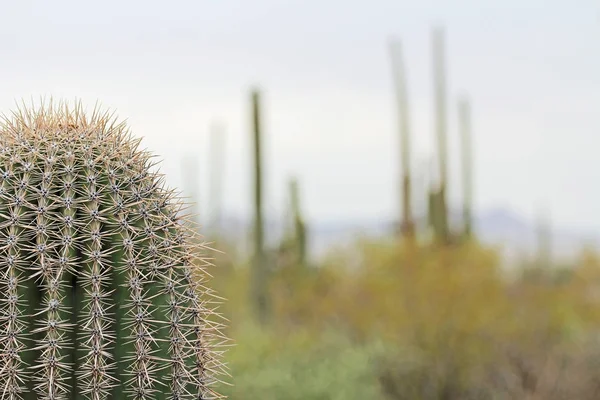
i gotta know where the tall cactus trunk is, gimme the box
[458,97,473,239]
[427,187,445,241]
[536,208,552,268]
[250,89,269,325]
[289,177,307,267]
[208,121,225,239]
[432,26,450,244]
[427,188,436,233]
[182,154,201,227]
[389,39,415,240]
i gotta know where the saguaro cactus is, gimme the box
[458,97,473,239]
[250,89,268,325]
[432,26,450,243]
[207,121,226,238]
[182,154,201,226]
[288,177,307,267]
[536,207,552,268]
[0,102,226,399]
[389,38,415,239]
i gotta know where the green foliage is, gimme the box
[215,236,600,399]
[221,323,383,400]
[0,102,226,399]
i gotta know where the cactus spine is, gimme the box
[250,89,268,325]
[432,26,450,243]
[0,102,226,399]
[458,97,473,239]
[389,38,415,239]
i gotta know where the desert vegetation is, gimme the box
[195,27,600,399]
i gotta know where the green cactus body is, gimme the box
[0,103,226,399]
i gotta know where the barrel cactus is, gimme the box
[0,102,227,399]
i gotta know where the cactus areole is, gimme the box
[0,103,226,399]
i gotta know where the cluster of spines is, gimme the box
[184,262,229,398]
[29,129,73,400]
[0,131,31,399]
[0,102,227,400]
[77,130,117,399]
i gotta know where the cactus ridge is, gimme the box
[0,102,227,400]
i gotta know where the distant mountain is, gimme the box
[209,208,599,266]
[475,208,530,235]
[475,208,599,264]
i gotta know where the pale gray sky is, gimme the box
[1,0,599,230]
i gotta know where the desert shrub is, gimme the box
[221,323,383,400]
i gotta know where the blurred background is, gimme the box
[3,1,600,398]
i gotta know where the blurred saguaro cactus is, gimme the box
[458,97,473,239]
[208,121,226,238]
[536,207,552,268]
[181,154,201,226]
[0,101,227,399]
[432,26,450,243]
[288,177,307,267]
[250,88,269,325]
[427,187,446,241]
[388,38,415,240]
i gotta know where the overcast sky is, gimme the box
[1,0,599,230]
